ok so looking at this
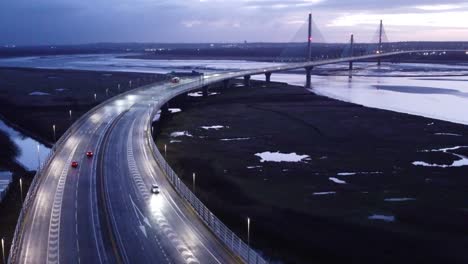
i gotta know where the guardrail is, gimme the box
[8,80,164,264]
[145,79,268,264]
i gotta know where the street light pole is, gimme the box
[94,93,97,101]
[52,124,56,142]
[192,173,196,192]
[164,144,167,157]
[37,144,41,170]
[19,178,23,205]
[247,217,251,264]
[69,110,72,121]
[1,237,5,264]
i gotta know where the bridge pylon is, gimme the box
[307,13,312,62]
[349,34,354,78]
[378,20,383,66]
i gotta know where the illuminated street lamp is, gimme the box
[19,178,23,204]
[94,93,97,101]
[52,124,56,142]
[69,110,72,120]
[164,144,167,157]
[118,84,121,93]
[1,237,5,264]
[247,217,251,263]
[192,173,196,192]
[37,144,41,169]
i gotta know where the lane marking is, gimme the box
[47,145,78,264]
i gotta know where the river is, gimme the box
[0,54,467,125]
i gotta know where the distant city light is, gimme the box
[466,51,468,55]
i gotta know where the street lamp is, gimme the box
[118,84,121,93]
[1,237,5,264]
[192,173,196,192]
[19,178,23,204]
[94,93,97,101]
[106,88,109,97]
[52,124,56,142]
[37,144,41,169]
[164,144,167,157]
[247,217,251,263]
[69,110,72,120]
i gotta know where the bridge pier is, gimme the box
[223,79,230,89]
[265,72,272,83]
[349,61,353,78]
[305,67,313,88]
[202,86,209,97]
[244,75,251,87]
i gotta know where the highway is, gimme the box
[11,50,456,264]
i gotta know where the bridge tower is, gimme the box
[378,20,383,66]
[307,13,312,62]
[305,13,313,88]
[349,34,354,78]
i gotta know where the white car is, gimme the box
[151,184,160,194]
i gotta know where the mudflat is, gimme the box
[155,80,468,264]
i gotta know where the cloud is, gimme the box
[0,0,467,45]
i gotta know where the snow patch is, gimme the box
[201,125,225,130]
[170,131,193,138]
[312,192,336,196]
[337,172,356,176]
[368,214,395,222]
[413,146,468,168]
[247,166,262,169]
[29,91,50,96]
[434,133,462,137]
[168,108,182,114]
[170,140,182,143]
[384,198,416,202]
[188,91,203,97]
[255,151,310,163]
[220,137,250,141]
[329,177,347,184]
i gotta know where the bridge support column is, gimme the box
[349,61,353,78]
[305,67,313,88]
[223,79,230,89]
[244,75,251,87]
[202,86,209,97]
[265,72,272,83]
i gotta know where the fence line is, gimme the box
[145,80,268,264]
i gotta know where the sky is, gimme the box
[0,0,468,45]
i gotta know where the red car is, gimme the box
[71,161,79,168]
[86,151,94,158]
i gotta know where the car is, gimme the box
[71,161,79,168]
[170,77,180,84]
[151,184,160,194]
[86,151,94,158]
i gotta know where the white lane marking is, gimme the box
[128,120,199,264]
[47,145,78,264]
[138,114,223,264]
[24,155,62,262]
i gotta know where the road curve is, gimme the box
[11,50,454,264]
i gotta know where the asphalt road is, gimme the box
[15,79,241,264]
